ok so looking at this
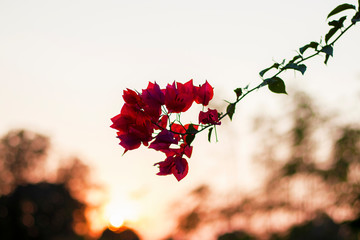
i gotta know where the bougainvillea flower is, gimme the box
[180,144,193,158]
[111,113,154,153]
[116,130,142,152]
[117,104,152,133]
[149,129,178,151]
[142,82,165,106]
[199,109,221,125]
[170,123,187,141]
[111,101,155,153]
[154,154,189,181]
[170,123,199,143]
[173,156,189,181]
[164,80,195,113]
[160,143,192,157]
[142,82,165,120]
[111,79,218,181]
[122,88,143,105]
[154,115,169,130]
[195,80,214,106]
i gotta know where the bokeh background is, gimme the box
[1,0,359,239]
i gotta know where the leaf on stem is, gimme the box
[352,11,360,23]
[324,53,331,65]
[325,28,338,44]
[226,103,236,121]
[259,63,280,77]
[321,45,334,56]
[184,124,198,145]
[299,42,319,54]
[268,77,287,94]
[326,16,347,43]
[284,63,307,75]
[234,88,242,99]
[186,124,198,134]
[185,134,195,145]
[328,16,347,28]
[327,3,356,19]
[208,127,213,142]
[321,45,334,64]
[288,55,302,64]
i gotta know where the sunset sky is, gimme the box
[1,0,359,239]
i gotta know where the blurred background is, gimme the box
[1,0,359,239]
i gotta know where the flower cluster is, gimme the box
[110,79,220,181]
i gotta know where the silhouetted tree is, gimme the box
[56,157,93,200]
[0,129,96,239]
[269,213,357,240]
[0,129,49,195]
[98,227,140,240]
[217,230,255,240]
[0,182,86,240]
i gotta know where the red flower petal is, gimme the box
[123,89,142,105]
[199,109,221,125]
[195,80,214,106]
[149,129,178,151]
[142,82,164,120]
[164,80,195,113]
[154,155,189,181]
[154,115,168,130]
[173,156,189,181]
[117,132,142,151]
[154,157,174,176]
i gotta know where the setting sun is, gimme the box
[104,198,139,230]
[109,214,125,228]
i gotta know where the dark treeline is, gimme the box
[0,129,140,240]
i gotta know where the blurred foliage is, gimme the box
[0,129,49,195]
[171,92,360,240]
[0,129,114,240]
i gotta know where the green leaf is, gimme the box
[325,27,338,43]
[268,77,287,94]
[288,55,302,64]
[324,53,331,65]
[259,68,270,77]
[226,103,236,121]
[328,16,347,28]
[352,11,360,23]
[321,45,334,56]
[309,41,319,49]
[234,88,242,99]
[208,127,213,142]
[299,45,308,55]
[327,3,356,19]
[185,134,195,145]
[259,63,280,77]
[186,124,198,134]
[322,45,334,64]
[184,124,197,145]
[299,42,319,54]
[284,63,307,75]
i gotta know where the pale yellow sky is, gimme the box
[0,0,359,239]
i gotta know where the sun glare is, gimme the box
[104,198,139,230]
[109,214,124,228]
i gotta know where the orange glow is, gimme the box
[104,198,140,231]
[109,213,124,228]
